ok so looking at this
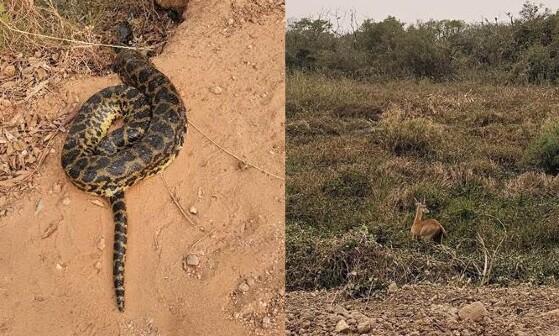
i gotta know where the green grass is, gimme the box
[287,72,559,293]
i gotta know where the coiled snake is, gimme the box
[61,48,187,311]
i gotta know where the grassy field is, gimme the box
[286,72,559,295]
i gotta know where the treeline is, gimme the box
[286,2,559,84]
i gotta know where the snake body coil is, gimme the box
[61,50,187,311]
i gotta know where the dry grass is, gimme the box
[0,0,175,98]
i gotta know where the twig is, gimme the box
[188,120,284,181]
[477,231,506,286]
[0,18,153,51]
[188,228,217,251]
[159,174,196,227]
[477,234,490,285]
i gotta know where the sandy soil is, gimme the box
[0,0,285,335]
[287,285,559,335]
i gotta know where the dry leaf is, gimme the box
[41,221,58,239]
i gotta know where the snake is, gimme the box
[61,45,187,311]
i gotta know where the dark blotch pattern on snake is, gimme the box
[61,50,187,312]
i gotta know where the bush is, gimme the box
[525,119,559,174]
[375,118,444,157]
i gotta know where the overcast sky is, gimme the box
[287,1,559,29]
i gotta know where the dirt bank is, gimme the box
[287,285,559,335]
[0,0,285,335]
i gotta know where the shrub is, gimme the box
[375,118,444,157]
[525,119,559,174]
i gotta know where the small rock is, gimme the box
[356,319,371,333]
[238,161,249,171]
[210,86,223,95]
[458,301,487,322]
[238,281,250,293]
[185,254,200,266]
[333,305,350,318]
[61,197,71,206]
[227,18,235,25]
[53,183,62,193]
[94,261,102,271]
[3,64,16,77]
[0,98,11,107]
[189,206,198,215]
[335,319,350,333]
[55,263,64,270]
[388,282,398,293]
[97,237,105,250]
[262,316,271,329]
[35,67,48,80]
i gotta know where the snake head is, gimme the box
[115,21,134,48]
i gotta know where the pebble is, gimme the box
[185,254,200,266]
[3,64,16,77]
[388,281,399,293]
[189,206,198,215]
[238,281,250,293]
[210,86,223,95]
[35,67,48,80]
[458,301,487,322]
[357,319,371,333]
[334,305,350,318]
[97,237,105,250]
[62,197,71,206]
[335,319,350,333]
[53,182,62,193]
[0,98,11,107]
[262,316,271,329]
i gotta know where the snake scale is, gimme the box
[61,49,187,312]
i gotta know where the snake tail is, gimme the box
[110,190,127,312]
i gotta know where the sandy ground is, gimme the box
[287,285,559,336]
[0,0,285,335]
